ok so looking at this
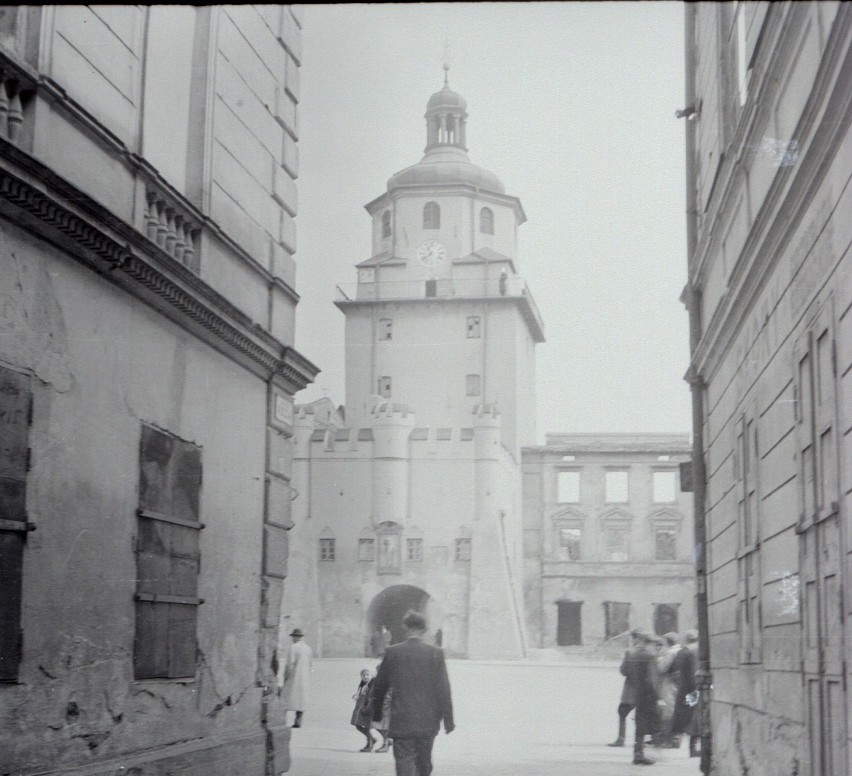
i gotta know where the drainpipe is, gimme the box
[682,5,712,774]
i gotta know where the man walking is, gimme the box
[621,631,664,765]
[279,627,312,728]
[372,610,454,776]
[608,628,643,747]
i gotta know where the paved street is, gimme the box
[287,658,699,775]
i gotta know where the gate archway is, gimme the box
[365,585,439,656]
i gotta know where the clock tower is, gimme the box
[337,71,545,454]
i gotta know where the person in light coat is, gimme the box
[279,628,312,728]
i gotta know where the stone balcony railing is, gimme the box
[336,275,545,340]
[0,57,36,148]
[144,185,201,272]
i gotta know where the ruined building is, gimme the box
[684,3,851,775]
[0,7,316,774]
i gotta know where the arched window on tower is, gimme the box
[480,207,494,235]
[423,202,440,229]
[381,210,392,239]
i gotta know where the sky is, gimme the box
[293,2,692,442]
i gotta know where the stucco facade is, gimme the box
[0,7,316,775]
[282,78,541,659]
[684,4,851,775]
[522,434,696,650]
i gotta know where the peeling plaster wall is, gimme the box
[0,222,269,773]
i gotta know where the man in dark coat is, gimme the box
[620,631,664,765]
[671,629,700,756]
[608,628,643,747]
[372,610,454,776]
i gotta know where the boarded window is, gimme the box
[557,471,580,503]
[319,538,335,561]
[406,538,423,562]
[135,424,203,680]
[480,207,494,234]
[381,210,391,238]
[654,604,679,636]
[423,201,440,229]
[0,367,32,682]
[358,538,375,561]
[379,318,393,341]
[604,601,631,640]
[466,316,481,338]
[455,538,471,561]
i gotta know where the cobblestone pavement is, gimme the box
[286,659,701,775]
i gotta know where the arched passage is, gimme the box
[365,585,438,656]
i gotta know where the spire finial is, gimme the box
[442,39,451,87]
[443,62,449,87]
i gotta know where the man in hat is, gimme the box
[279,627,312,728]
[372,609,454,775]
[621,631,664,765]
[608,628,643,748]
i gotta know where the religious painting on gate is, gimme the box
[377,524,401,573]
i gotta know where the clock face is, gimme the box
[417,239,447,268]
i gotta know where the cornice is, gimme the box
[0,148,319,392]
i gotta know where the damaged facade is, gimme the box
[0,6,316,775]
[684,3,851,775]
[522,434,696,651]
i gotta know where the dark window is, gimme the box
[379,318,393,341]
[381,210,392,238]
[466,316,481,338]
[556,600,582,646]
[455,538,471,561]
[604,601,631,640]
[0,367,32,682]
[425,279,437,297]
[358,538,375,561]
[135,424,203,680]
[480,207,494,234]
[654,604,679,636]
[423,202,440,229]
[319,538,335,561]
[378,376,392,398]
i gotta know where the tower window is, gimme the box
[379,318,393,341]
[406,538,423,562]
[381,210,392,239]
[466,374,481,396]
[466,316,481,338]
[423,202,440,229]
[319,538,335,561]
[480,207,494,234]
[455,538,471,562]
[378,376,392,398]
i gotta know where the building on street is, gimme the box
[522,433,696,650]
[0,6,316,774]
[683,3,851,775]
[281,75,544,660]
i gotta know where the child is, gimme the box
[350,668,377,752]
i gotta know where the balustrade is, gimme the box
[0,68,32,145]
[144,189,200,271]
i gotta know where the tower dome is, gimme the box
[386,67,504,195]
